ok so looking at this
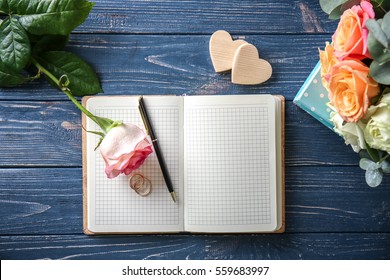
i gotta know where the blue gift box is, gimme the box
[294,61,334,130]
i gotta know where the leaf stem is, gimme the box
[379,154,390,164]
[31,57,95,118]
[26,71,41,82]
[379,5,387,15]
[30,57,116,134]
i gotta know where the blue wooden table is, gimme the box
[1,0,390,260]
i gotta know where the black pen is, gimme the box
[138,96,177,203]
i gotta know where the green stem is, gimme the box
[379,5,387,15]
[30,57,107,131]
[26,71,41,82]
[31,57,93,118]
[379,154,390,164]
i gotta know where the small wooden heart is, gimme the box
[209,30,246,72]
[232,44,272,85]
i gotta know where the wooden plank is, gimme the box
[73,0,337,34]
[0,169,82,235]
[0,167,389,235]
[0,233,388,259]
[286,167,390,232]
[0,101,357,166]
[0,34,331,101]
[0,102,81,166]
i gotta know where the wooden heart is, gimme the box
[232,43,272,85]
[209,30,246,72]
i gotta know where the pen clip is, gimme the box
[138,97,150,136]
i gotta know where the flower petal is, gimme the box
[99,123,153,179]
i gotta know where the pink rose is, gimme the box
[332,0,375,60]
[99,124,153,179]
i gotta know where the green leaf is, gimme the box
[32,35,69,53]
[381,12,390,39]
[366,19,389,48]
[34,51,103,96]
[94,137,103,151]
[381,0,390,10]
[368,23,387,60]
[372,1,390,17]
[377,52,390,65]
[372,0,388,7]
[380,0,390,7]
[359,158,378,171]
[365,141,381,162]
[11,0,94,35]
[322,0,359,19]
[365,169,383,187]
[86,130,105,138]
[0,17,31,71]
[381,160,390,173]
[329,5,345,19]
[359,149,371,160]
[320,0,348,15]
[0,0,9,14]
[370,59,390,84]
[0,60,25,87]
[382,87,390,95]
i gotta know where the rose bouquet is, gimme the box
[319,0,390,187]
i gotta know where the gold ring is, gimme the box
[129,173,152,197]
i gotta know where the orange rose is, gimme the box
[319,42,338,90]
[328,59,378,122]
[332,1,374,60]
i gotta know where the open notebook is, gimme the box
[83,95,285,234]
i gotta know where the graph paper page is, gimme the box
[183,95,279,232]
[85,96,184,233]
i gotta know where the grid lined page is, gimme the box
[86,96,184,233]
[184,95,278,233]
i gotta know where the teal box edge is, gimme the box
[293,61,334,130]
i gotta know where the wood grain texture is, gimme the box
[0,167,388,235]
[0,34,331,101]
[231,43,273,85]
[1,233,388,260]
[0,169,82,234]
[0,102,81,166]
[0,101,358,166]
[72,0,337,34]
[209,30,247,72]
[0,0,389,261]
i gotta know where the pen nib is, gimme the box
[170,192,177,203]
